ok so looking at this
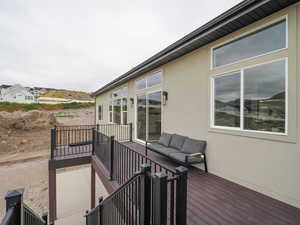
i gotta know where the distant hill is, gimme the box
[40,90,93,100]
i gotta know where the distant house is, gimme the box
[0,84,35,103]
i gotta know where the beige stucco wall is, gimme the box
[95,3,300,208]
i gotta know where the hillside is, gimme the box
[40,89,93,100]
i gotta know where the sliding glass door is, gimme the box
[136,91,161,142]
[137,94,147,141]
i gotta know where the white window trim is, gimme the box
[210,58,288,136]
[109,98,128,125]
[210,15,288,70]
[135,70,163,91]
[134,89,162,143]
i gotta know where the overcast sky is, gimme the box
[0,0,242,92]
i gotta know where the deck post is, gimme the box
[129,123,133,142]
[48,167,57,223]
[152,172,168,225]
[175,166,188,225]
[109,136,115,180]
[42,212,48,225]
[91,165,96,209]
[92,128,96,155]
[140,164,151,225]
[50,128,56,159]
[4,188,24,225]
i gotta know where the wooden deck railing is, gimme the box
[0,189,48,225]
[92,130,188,225]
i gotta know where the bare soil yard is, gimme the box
[0,107,94,217]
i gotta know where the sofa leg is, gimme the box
[203,154,208,173]
[145,145,148,156]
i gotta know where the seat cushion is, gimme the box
[181,138,206,154]
[147,143,179,156]
[158,133,172,147]
[168,152,204,164]
[169,134,186,150]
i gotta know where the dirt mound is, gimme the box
[0,111,58,132]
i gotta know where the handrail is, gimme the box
[23,203,46,225]
[0,206,16,225]
[100,171,142,206]
[115,140,177,175]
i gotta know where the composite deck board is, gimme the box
[124,142,300,225]
[52,142,300,225]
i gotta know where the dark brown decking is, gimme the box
[50,142,300,225]
[124,142,300,225]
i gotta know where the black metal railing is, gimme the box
[86,163,187,225]
[92,130,188,225]
[24,203,47,225]
[93,131,111,172]
[50,123,133,159]
[0,189,47,225]
[51,125,95,159]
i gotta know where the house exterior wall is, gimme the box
[95,3,300,208]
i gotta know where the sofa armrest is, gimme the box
[184,152,205,164]
[187,153,204,158]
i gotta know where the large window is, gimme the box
[98,105,103,121]
[212,59,287,134]
[110,98,128,124]
[213,19,287,68]
[136,71,162,90]
[214,72,241,128]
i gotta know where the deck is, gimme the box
[123,142,300,225]
[50,141,300,225]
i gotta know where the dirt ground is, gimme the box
[0,107,94,218]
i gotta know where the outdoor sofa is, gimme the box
[145,133,207,172]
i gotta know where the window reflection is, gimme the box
[213,20,286,67]
[244,60,286,133]
[214,72,241,128]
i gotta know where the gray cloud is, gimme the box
[0,0,242,92]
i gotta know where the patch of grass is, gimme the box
[54,112,77,118]
[0,102,95,112]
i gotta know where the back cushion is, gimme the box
[181,138,206,154]
[169,134,186,150]
[158,133,172,147]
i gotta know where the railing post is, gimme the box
[50,128,56,159]
[140,164,151,225]
[98,197,103,225]
[152,172,168,225]
[109,136,115,180]
[5,188,24,225]
[92,128,96,155]
[175,166,188,225]
[129,123,133,142]
[42,212,48,225]
[85,210,89,225]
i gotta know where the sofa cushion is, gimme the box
[158,133,172,147]
[169,134,186,150]
[168,152,204,164]
[181,138,206,154]
[147,143,179,155]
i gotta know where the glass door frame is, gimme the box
[134,89,162,144]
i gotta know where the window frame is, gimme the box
[135,70,163,91]
[98,105,103,121]
[211,15,288,70]
[210,58,288,136]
